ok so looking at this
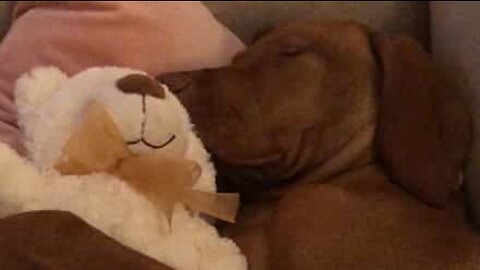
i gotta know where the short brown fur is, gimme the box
[158,21,477,270]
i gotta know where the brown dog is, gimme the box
[157,21,480,270]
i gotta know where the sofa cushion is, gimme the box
[204,1,430,46]
[431,2,480,227]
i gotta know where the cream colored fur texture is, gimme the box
[0,67,247,270]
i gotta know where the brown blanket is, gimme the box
[0,211,172,270]
[157,21,480,270]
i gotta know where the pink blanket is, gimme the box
[0,1,244,154]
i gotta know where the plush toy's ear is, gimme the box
[15,66,68,119]
[372,34,472,207]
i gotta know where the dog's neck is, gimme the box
[260,111,377,201]
[300,121,377,184]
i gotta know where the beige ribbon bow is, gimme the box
[55,101,239,225]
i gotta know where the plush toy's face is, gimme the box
[96,73,189,157]
[17,67,191,169]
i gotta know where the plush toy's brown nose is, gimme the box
[117,74,165,99]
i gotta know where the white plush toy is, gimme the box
[0,66,247,270]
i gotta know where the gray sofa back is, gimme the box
[205,1,430,46]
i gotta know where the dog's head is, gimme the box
[157,21,471,207]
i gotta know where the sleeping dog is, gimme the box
[157,21,479,270]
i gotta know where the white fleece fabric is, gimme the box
[0,66,247,270]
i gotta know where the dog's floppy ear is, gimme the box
[372,34,472,207]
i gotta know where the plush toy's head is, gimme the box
[15,67,192,169]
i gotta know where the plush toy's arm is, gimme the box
[0,142,44,217]
[15,67,67,127]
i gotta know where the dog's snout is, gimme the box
[155,72,192,94]
[156,69,222,94]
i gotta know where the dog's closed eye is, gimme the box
[278,36,311,56]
